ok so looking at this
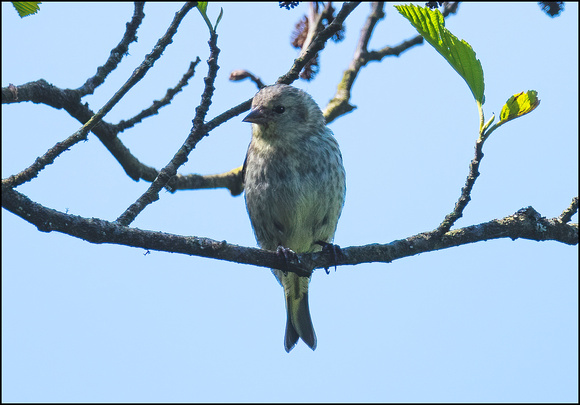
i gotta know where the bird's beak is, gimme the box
[243,106,268,125]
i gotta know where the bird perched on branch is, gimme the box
[242,84,346,352]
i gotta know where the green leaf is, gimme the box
[215,7,223,31]
[196,1,213,33]
[395,4,485,105]
[481,91,540,140]
[195,2,221,34]
[196,2,208,15]
[498,90,540,124]
[12,1,41,18]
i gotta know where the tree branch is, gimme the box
[229,70,266,89]
[76,2,146,97]
[160,1,362,195]
[324,2,460,124]
[2,78,160,183]
[166,165,245,196]
[3,186,576,277]
[324,2,385,123]
[1,2,196,188]
[116,30,221,226]
[559,197,579,224]
[436,135,485,235]
[278,2,361,84]
[2,2,576,274]
[115,58,201,133]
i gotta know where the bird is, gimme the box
[242,84,346,352]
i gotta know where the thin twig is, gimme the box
[365,34,424,62]
[76,2,146,96]
[2,108,93,188]
[324,2,460,124]
[278,2,361,84]
[437,137,485,234]
[2,2,360,193]
[324,2,385,124]
[559,197,579,224]
[166,165,245,196]
[1,79,159,183]
[164,2,362,194]
[115,58,201,132]
[229,70,266,89]
[116,31,221,226]
[93,2,196,131]
[2,2,196,189]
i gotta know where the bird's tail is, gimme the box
[283,273,317,352]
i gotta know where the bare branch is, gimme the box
[324,2,385,123]
[1,79,159,183]
[304,207,579,271]
[170,2,362,195]
[278,2,361,84]
[1,84,93,188]
[365,34,424,62]
[3,186,576,276]
[1,2,196,189]
[3,2,575,273]
[559,197,579,224]
[115,58,201,133]
[436,136,485,235]
[167,165,245,196]
[324,2,460,124]
[116,30,221,226]
[76,2,146,96]
[229,70,266,89]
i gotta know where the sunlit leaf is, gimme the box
[498,90,540,124]
[395,4,485,104]
[12,1,41,18]
[195,2,214,33]
[196,2,208,15]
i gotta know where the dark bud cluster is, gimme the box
[289,2,345,81]
[279,1,299,10]
[538,1,564,17]
[425,2,444,10]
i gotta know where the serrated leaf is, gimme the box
[395,4,485,105]
[498,91,540,124]
[12,1,41,18]
[196,1,208,15]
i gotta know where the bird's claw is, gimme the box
[277,245,299,275]
[316,241,343,274]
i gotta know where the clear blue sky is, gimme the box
[2,2,578,402]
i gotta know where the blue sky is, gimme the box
[2,2,578,402]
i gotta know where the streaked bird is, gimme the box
[242,84,346,352]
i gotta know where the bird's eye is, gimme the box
[273,105,285,114]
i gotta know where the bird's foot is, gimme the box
[276,245,299,275]
[316,241,343,274]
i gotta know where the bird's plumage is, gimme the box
[243,84,346,352]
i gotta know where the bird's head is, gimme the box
[243,84,325,142]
